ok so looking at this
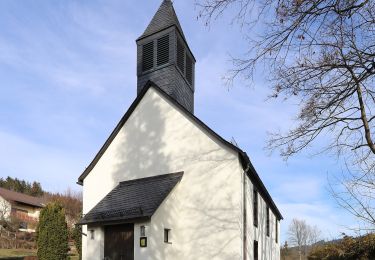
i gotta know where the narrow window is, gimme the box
[186,54,193,85]
[164,228,171,243]
[157,34,169,66]
[276,218,278,243]
[266,206,270,237]
[142,41,154,72]
[177,38,185,74]
[254,240,258,260]
[90,230,95,240]
[253,189,258,227]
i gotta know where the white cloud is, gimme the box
[279,201,357,241]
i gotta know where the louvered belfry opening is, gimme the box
[186,54,193,85]
[177,37,185,74]
[136,0,196,113]
[157,34,170,66]
[142,41,154,72]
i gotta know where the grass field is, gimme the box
[0,249,79,259]
[0,249,36,258]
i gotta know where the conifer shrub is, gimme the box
[72,224,82,260]
[37,202,69,260]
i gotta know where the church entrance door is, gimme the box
[104,223,134,260]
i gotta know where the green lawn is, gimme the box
[0,248,36,258]
[0,249,78,259]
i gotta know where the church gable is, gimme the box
[81,82,241,212]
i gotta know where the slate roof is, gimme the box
[137,0,187,42]
[0,188,46,208]
[78,172,183,225]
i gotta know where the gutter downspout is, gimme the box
[243,162,250,260]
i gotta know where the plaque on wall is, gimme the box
[140,237,147,247]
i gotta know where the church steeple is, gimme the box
[136,0,196,113]
[138,0,187,42]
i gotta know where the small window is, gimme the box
[177,38,185,74]
[186,54,193,85]
[164,228,171,243]
[276,219,278,243]
[19,222,27,229]
[254,240,258,260]
[157,34,170,66]
[266,206,270,237]
[142,41,154,72]
[140,225,146,237]
[253,190,258,227]
[90,230,95,240]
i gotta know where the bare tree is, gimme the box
[197,0,375,230]
[307,225,321,246]
[288,219,321,259]
[197,0,375,163]
[329,163,375,231]
[288,219,309,259]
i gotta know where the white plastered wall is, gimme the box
[82,87,244,260]
[245,176,280,260]
[85,225,104,260]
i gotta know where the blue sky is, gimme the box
[0,0,358,241]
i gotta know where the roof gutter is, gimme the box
[239,151,283,220]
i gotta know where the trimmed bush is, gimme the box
[37,202,69,260]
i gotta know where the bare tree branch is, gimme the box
[197,0,375,232]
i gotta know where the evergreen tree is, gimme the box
[72,224,82,260]
[31,181,43,197]
[0,176,44,197]
[37,203,69,260]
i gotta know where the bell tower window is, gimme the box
[157,34,170,66]
[186,54,193,85]
[142,41,154,72]
[177,37,185,74]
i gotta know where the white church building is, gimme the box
[78,1,283,259]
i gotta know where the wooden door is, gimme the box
[104,224,134,260]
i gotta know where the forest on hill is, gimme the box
[0,177,43,197]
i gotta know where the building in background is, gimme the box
[0,187,45,232]
[78,0,283,259]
